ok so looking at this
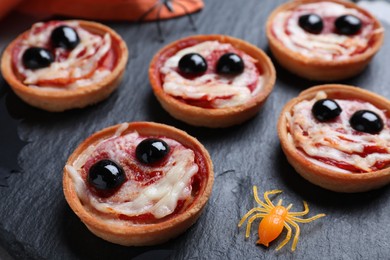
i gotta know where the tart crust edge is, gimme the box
[63,121,214,246]
[0,20,128,112]
[266,0,384,81]
[149,34,276,128]
[277,84,390,192]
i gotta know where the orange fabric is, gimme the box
[0,0,204,21]
[0,0,22,18]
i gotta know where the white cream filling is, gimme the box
[287,92,390,172]
[272,2,381,60]
[66,124,199,219]
[16,21,112,89]
[160,41,263,108]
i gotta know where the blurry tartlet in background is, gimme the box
[266,0,384,81]
[1,20,128,111]
[149,34,276,128]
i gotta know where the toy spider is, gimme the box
[238,186,325,251]
[138,0,199,42]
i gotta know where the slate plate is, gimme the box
[0,0,390,259]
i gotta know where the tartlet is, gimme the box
[266,0,384,81]
[63,121,214,246]
[149,34,276,128]
[1,20,128,112]
[278,84,390,192]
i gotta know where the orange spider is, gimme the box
[238,186,325,251]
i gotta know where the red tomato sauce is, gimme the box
[155,38,262,108]
[12,21,117,87]
[81,134,208,223]
[272,8,376,58]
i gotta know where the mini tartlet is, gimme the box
[63,122,214,246]
[1,20,128,112]
[266,0,384,81]
[149,35,276,128]
[278,84,390,192]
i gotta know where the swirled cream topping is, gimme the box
[14,21,112,90]
[160,41,264,108]
[65,124,199,221]
[272,1,383,60]
[286,91,390,173]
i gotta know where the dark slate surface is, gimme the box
[1,0,390,259]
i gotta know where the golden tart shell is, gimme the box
[266,0,384,81]
[278,84,390,192]
[149,34,276,128]
[1,20,128,112]
[63,121,214,246]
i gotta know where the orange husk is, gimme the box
[13,0,204,21]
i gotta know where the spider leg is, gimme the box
[276,222,292,251]
[138,1,161,23]
[289,201,309,216]
[286,219,300,251]
[253,186,272,210]
[163,0,175,12]
[264,189,282,208]
[172,0,197,31]
[137,1,166,42]
[245,213,267,238]
[156,4,165,42]
[177,0,201,3]
[238,207,269,227]
[288,213,326,223]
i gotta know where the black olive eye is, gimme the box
[298,14,324,34]
[335,15,362,35]
[88,159,125,191]
[50,25,80,50]
[178,53,207,76]
[136,138,170,164]
[312,99,342,122]
[216,53,244,75]
[349,110,384,134]
[22,47,54,70]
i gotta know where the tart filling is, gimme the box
[12,21,115,90]
[286,92,390,173]
[65,124,205,224]
[272,1,382,61]
[160,41,264,108]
